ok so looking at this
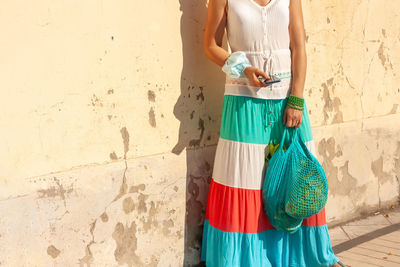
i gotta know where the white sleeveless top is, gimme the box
[225,0,292,99]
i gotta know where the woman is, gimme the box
[201,0,345,266]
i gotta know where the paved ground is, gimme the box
[330,208,400,267]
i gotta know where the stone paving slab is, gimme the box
[386,211,400,224]
[332,209,400,267]
[359,241,400,257]
[341,214,391,239]
[329,226,350,247]
[336,231,400,267]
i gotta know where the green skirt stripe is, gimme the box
[220,95,313,145]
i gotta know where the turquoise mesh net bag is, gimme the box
[283,126,329,219]
[262,125,329,233]
[262,126,303,234]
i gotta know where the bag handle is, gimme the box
[278,125,299,152]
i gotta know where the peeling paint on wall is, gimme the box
[148,107,157,128]
[47,245,61,259]
[112,221,143,266]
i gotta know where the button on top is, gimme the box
[269,122,272,125]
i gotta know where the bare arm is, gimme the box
[288,0,307,98]
[283,0,306,128]
[204,0,230,67]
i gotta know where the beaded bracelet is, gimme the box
[221,51,252,78]
[287,102,304,111]
[288,94,304,108]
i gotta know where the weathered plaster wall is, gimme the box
[303,0,400,224]
[0,0,399,266]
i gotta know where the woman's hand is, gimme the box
[243,66,271,87]
[283,104,303,129]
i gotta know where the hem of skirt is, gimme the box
[286,259,340,267]
[198,260,340,267]
[224,85,292,99]
[200,220,339,267]
[199,258,341,267]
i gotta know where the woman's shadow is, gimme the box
[173,0,228,265]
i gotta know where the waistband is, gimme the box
[239,48,291,56]
[235,48,291,80]
[225,48,292,99]
[224,78,293,100]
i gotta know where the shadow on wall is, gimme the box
[173,0,227,266]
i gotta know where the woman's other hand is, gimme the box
[243,66,271,87]
[283,104,303,129]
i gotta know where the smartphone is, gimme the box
[258,74,281,85]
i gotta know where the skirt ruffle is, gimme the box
[201,218,339,267]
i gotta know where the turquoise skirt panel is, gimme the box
[201,219,339,267]
[220,95,313,145]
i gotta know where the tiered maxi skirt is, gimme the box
[200,94,340,267]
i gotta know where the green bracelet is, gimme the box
[288,95,304,107]
[287,103,303,111]
[288,94,304,108]
[287,102,304,111]
[289,94,304,103]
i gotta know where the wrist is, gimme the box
[287,93,304,110]
[287,102,304,111]
[241,65,252,78]
[290,90,303,98]
[221,51,252,78]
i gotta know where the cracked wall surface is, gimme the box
[0,0,399,266]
